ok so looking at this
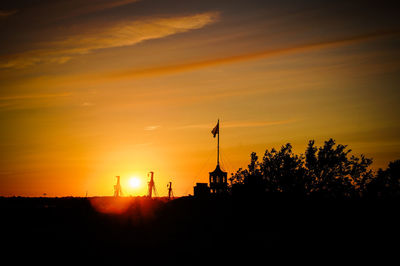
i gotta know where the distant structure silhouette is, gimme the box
[209,119,228,194]
[114,176,122,197]
[194,182,210,197]
[147,172,157,198]
[167,181,174,200]
[194,119,228,196]
[209,164,228,194]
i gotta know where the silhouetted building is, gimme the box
[193,119,229,196]
[194,183,210,197]
[209,164,228,194]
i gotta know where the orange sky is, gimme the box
[1,0,399,196]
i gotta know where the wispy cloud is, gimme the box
[134,142,153,147]
[57,0,140,20]
[0,93,71,101]
[0,11,219,69]
[0,9,17,19]
[177,119,297,130]
[224,120,298,128]
[0,93,72,111]
[7,0,139,24]
[106,29,400,80]
[81,102,94,107]
[144,125,161,131]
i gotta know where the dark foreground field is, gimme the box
[1,195,398,264]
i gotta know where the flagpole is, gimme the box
[217,119,220,166]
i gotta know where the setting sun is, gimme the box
[128,177,141,189]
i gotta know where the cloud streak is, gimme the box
[4,28,397,104]
[0,93,71,101]
[0,9,17,18]
[106,29,400,80]
[56,0,140,20]
[144,125,161,131]
[177,119,297,130]
[0,11,219,69]
[0,92,72,112]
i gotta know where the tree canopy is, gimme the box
[230,139,398,199]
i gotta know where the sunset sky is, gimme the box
[1,0,399,197]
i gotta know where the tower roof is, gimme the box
[209,164,227,176]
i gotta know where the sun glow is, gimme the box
[128,177,141,189]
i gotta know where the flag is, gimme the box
[211,120,219,138]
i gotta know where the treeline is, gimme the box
[230,139,400,199]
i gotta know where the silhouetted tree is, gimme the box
[229,168,246,185]
[305,139,372,198]
[230,152,260,184]
[347,154,374,197]
[230,144,307,195]
[260,144,306,194]
[230,152,265,195]
[231,139,377,199]
[365,160,400,198]
[248,152,260,177]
